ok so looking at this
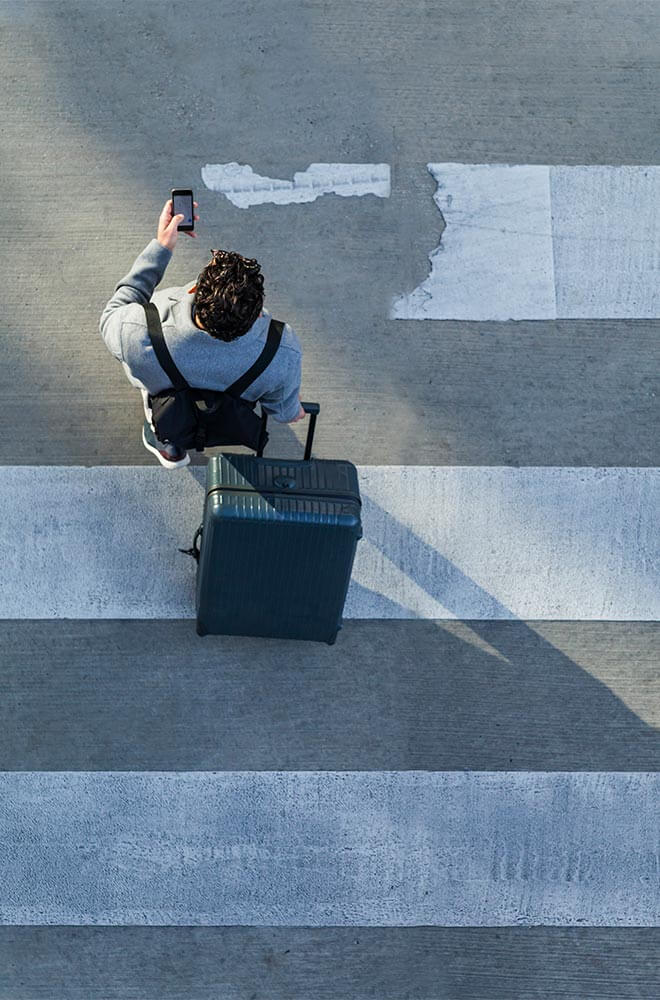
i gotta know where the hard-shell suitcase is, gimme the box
[184,402,362,644]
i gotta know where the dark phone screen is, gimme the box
[172,191,193,227]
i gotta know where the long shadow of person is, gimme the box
[340,490,660,771]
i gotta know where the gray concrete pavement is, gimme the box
[1,927,658,1000]
[1,620,658,772]
[0,0,658,466]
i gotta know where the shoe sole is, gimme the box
[142,426,191,469]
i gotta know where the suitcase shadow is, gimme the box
[347,490,527,621]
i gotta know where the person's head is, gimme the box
[192,248,265,342]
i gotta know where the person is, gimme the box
[99,198,305,469]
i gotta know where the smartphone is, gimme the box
[171,188,194,231]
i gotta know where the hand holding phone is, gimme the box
[157,192,199,251]
[171,188,194,231]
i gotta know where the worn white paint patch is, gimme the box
[201,162,391,208]
[0,771,657,926]
[390,164,660,320]
[391,164,556,321]
[0,467,657,620]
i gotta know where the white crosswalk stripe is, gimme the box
[0,771,658,926]
[2,465,658,619]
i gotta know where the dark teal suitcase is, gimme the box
[183,403,362,644]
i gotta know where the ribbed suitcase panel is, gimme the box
[196,455,362,643]
[207,453,361,501]
[208,497,361,526]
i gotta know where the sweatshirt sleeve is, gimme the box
[98,239,172,362]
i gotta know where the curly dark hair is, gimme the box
[193,249,265,342]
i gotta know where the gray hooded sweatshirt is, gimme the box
[99,238,302,421]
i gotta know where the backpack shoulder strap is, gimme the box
[143,301,189,390]
[225,318,284,398]
[143,302,283,397]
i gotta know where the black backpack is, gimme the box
[142,300,283,454]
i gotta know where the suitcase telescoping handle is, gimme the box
[257,400,319,461]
